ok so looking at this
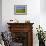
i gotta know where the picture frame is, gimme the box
[14,5,27,15]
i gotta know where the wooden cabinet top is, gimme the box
[7,23,34,32]
[7,23,34,25]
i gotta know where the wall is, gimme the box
[2,0,40,30]
[2,0,46,46]
[0,0,2,32]
[40,0,46,32]
[40,0,46,13]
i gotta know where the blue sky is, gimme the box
[16,5,25,9]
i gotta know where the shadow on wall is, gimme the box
[0,0,2,32]
[40,0,46,13]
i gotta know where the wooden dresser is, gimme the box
[7,23,34,46]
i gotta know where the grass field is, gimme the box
[16,9,25,13]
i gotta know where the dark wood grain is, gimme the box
[7,23,34,46]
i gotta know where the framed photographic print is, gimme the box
[14,5,27,15]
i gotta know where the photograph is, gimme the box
[14,5,27,15]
